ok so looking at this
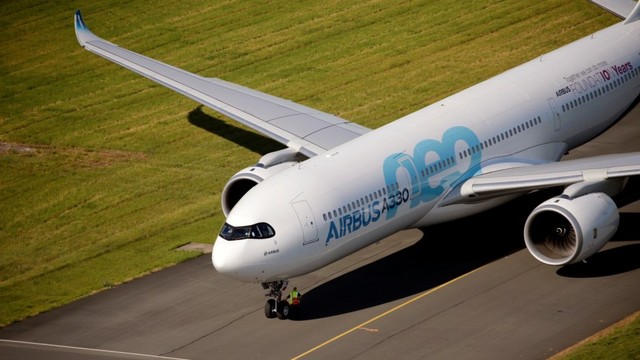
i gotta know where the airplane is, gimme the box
[75,0,640,319]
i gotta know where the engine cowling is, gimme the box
[221,161,298,216]
[524,192,619,265]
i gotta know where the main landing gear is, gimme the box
[262,280,290,319]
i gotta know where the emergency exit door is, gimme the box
[292,200,318,245]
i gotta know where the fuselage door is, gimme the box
[548,97,561,131]
[292,200,318,245]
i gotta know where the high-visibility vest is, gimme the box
[289,291,300,305]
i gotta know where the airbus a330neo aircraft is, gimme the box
[76,1,640,318]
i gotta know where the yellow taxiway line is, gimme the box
[292,266,484,359]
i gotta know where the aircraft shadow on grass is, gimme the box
[294,190,640,320]
[187,106,282,155]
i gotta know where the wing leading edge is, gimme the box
[442,152,640,205]
[74,11,370,157]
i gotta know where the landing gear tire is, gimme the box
[262,280,290,319]
[277,301,290,320]
[265,299,276,319]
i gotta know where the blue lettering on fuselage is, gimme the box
[325,189,410,245]
[326,200,382,245]
[383,126,481,217]
[325,126,481,245]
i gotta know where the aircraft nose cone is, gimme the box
[211,237,243,276]
[211,246,226,272]
[211,237,250,281]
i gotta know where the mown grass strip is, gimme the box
[550,312,640,360]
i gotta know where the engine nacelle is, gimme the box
[524,192,619,266]
[221,149,306,216]
[221,161,298,216]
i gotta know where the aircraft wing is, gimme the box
[443,152,640,204]
[590,0,638,19]
[74,11,370,158]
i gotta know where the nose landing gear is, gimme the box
[262,280,290,319]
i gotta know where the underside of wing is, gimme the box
[74,11,370,158]
[442,152,640,205]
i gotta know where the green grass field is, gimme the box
[1,0,636,357]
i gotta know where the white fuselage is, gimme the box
[212,18,640,283]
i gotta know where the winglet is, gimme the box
[624,1,640,24]
[74,10,101,47]
[74,10,87,30]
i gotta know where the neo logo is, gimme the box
[382,126,482,219]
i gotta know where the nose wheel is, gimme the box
[262,280,290,319]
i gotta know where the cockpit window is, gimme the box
[219,222,276,240]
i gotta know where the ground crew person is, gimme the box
[287,287,302,305]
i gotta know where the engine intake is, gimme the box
[221,161,298,216]
[221,149,306,216]
[524,192,619,265]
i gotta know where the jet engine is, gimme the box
[523,192,619,266]
[221,149,306,216]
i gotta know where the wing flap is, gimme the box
[74,11,370,157]
[306,123,369,150]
